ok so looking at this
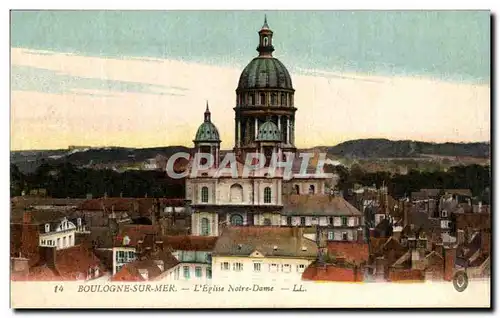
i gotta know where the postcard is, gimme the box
[10,10,491,309]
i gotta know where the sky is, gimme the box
[10,10,491,150]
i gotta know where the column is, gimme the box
[286,117,290,144]
[291,118,295,145]
[238,120,241,147]
[254,117,258,139]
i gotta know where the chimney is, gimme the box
[481,230,490,255]
[457,229,465,245]
[11,256,30,275]
[23,210,31,224]
[356,227,364,244]
[443,246,456,281]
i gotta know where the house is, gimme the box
[282,193,364,242]
[111,238,179,282]
[212,226,317,283]
[11,244,107,281]
[163,236,218,281]
[11,209,82,251]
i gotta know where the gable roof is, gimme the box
[282,195,363,216]
[213,227,317,258]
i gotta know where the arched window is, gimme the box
[264,187,272,203]
[230,214,244,226]
[271,93,277,105]
[201,187,209,203]
[294,185,300,195]
[250,93,255,105]
[281,93,286,106]
[309,185,315,195]
[263,36,269,46]
[201,218,210,236]
[230,184,244,203]
[260,93,266,105]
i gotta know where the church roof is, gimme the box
[256,120,281,142]
[237,57,293,90]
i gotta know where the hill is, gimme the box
[327,139,490,159]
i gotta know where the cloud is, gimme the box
[11,65,188,97]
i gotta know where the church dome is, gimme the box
[194,102,220,143]
[256,121,281,142]
[194,122,220,142]
[237,57,293,90]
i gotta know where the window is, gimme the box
[300,217,306,226]
[328,231,334,240]
[263,218,272,226]
[341,216,348,226]
[281,93,286,106]
[271,93,277,105]
[201,187,209,203]
[297,264,306,273]
[294,185,300,194]
[77,218,82,226]
[253,262,261,272]
[233,263,243,272]
[342,232,348,241]
[195,266,202,278]
[221,262,230,271]
[309,185,315,194]
[282,264,291,273]
[442,210,448,218]
[201,217,210,236]
[329,217,334,225]
[286,216,292,226]
[230,184,244,203]
[230,214,244,226]
[174,267,180,280]
[183,266,190,279]
[264,187,272,203]
[206,267,212,279]
[250,93,255,105]
[68,235,72,246]
[128,251,135,259]
[45,224,50,233]
[115,265,123,273]
[57,238,61,248]
[263,36,269,46]
[269,264,278,272]
[260,93,266,105]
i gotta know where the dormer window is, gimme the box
[123,236,131,246]
[45,224,50,233]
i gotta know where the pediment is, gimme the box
[250,249,265,258]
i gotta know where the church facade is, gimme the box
[186,18,362,240]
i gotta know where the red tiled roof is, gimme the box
[163,236,218,251]
[111,251,179,282]
[283,194,363,216]
[302,262,363,282]
[55,245,105,280]
[327,241,369,265]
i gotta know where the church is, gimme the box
[185,18,364,241]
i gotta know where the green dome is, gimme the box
[256,121,281,142]
[237,57,293,90]
[194,121,220,142]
